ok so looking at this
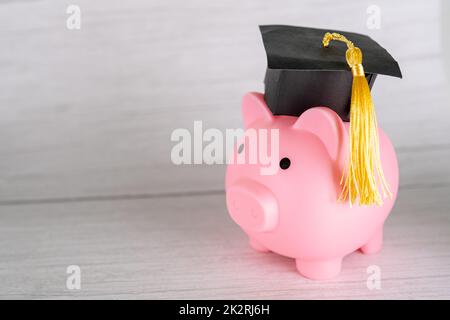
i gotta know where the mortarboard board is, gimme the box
[260,25,402,121]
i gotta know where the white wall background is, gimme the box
[0,0,448,202]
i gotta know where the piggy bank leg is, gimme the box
[249,237,270,253]
[360,227,383,254]
[295,258,342,280]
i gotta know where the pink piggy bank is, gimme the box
[225,92,399,280]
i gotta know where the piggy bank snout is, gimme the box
[226,181,279,232]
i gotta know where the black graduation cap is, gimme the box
[260,25,402,121]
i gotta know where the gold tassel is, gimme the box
[322,32,392,206]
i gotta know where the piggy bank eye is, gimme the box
[237,144,244,154]
[279,157,291,170]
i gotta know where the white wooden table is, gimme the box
[0,0,449,299]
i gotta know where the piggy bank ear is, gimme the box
[242,92,273,128]
[293,107,347,169]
